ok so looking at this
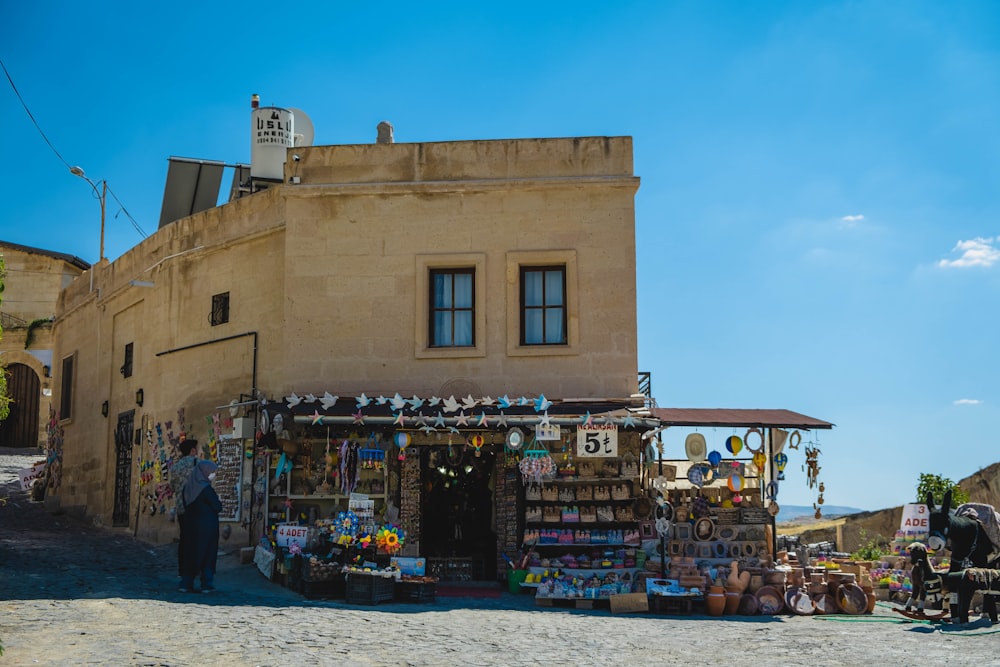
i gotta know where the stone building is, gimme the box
[50,132,652,575]
[0,241,89,448]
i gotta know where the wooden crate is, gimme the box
[395,580,437,603]
[346,573,395,604]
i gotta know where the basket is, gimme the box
[541,486,558,502]
[346,572,395,604]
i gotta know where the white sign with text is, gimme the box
[275,523,309,548]
[899,503,929,538]
[576,424,619,458]
[19,462,46,491]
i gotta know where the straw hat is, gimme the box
[685,433,707,462]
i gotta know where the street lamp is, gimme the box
[69,165,107,262]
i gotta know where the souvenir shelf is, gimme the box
[522,463,643,584]
[268,439,388,523]
[656,466,772,567]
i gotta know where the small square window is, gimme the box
[211,292,230,326]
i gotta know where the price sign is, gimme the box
[899,503,929,539]
[276,523,309,548]
[576,424,618,458]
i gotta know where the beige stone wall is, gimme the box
[52,136,641,543]
[0,245,85,447]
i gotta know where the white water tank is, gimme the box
[250,94,294,181]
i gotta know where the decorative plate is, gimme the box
[716,525,738,541]
[693,517,715,541]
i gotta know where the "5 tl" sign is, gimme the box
[576,424,619,457]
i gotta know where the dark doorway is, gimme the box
[0,363,40,448]
[112,411,135,527]
[420,444,497,581]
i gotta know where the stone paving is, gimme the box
[1,447,997,666]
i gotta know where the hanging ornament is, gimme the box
[727,473,744,493]
[707,450,722,468]
[505,427,524,452]
[774,452,788,480]
[468,434,485,457]
[394,431,411,461]
[788,430,802,450]
[725,435,743,455]
[752,450,766,473]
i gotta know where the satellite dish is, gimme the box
[289,108,314,147]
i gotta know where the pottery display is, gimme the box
[705,586,726,616]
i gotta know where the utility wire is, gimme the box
[1,56,147,240]
[0,57,71,170]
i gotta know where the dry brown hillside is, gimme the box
[780,462,1000,553]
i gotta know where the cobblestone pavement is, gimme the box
[1,447,997,666]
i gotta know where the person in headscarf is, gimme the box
[178,460,222,593]
[170,437,199,582]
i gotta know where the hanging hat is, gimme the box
[707,450,722,467]
[687,465,705,488]
[685,433,707,462]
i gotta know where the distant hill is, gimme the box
[776,504,863,524]
[781,461,1000,553]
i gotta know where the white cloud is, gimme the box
[953,398,983,406]
[838,214,864,229]
[937,237,1000,268]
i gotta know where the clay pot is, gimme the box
[748,574,764,593]
[865,591,877,614]
[705,586,726,616]
[764,570,787,587]
[725,589,742,615]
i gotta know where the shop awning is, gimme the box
[648,408,833,430]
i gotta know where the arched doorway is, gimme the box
[0,363,40,448]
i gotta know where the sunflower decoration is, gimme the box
[375,524,405,554]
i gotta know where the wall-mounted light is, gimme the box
[101,401,109,417]
[135,388,144,407]
[42,365,50,378]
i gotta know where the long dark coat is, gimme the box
[180,485,222,578]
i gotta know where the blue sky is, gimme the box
[2,1,998,511]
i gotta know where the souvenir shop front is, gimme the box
[519,408,858,616]
[248,390,657,602]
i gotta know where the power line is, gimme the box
[0,57,71,170]
[0,57,148,241]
